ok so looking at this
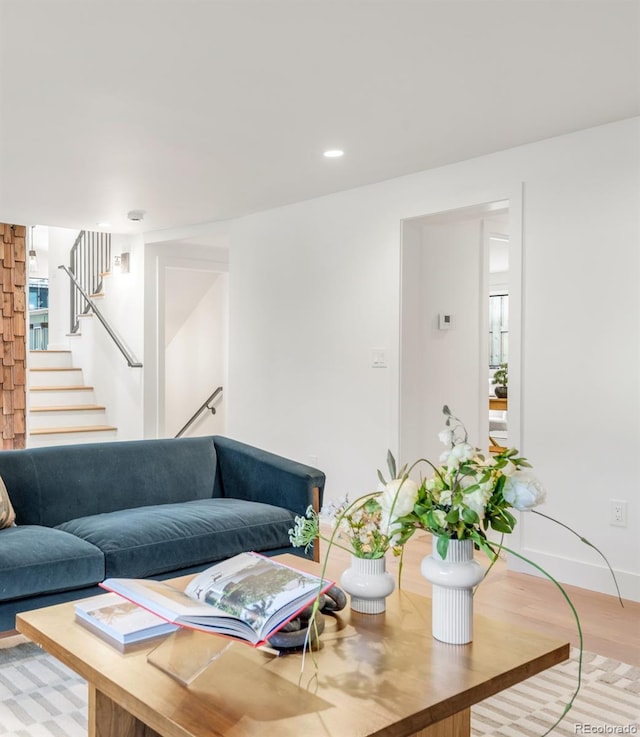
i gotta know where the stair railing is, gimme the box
[175,387,223,438]
[68,230,112,333]
[58,265,143,368]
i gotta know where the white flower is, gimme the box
[460,486,493,521]
[438,488,453,506]
[379,478,419,519]
[444,442,475,470]
[379,477,419,537]
[432,509,447,528]
[503,471,546,510]
[438,428,453,446]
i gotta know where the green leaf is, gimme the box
[377,469,387,486]
[490,518,513,533]
[436,535,450,559]
[387,450,397,479]
[462,507,479,524]
[445,508,460,523]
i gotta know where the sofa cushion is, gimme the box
[0,526,105,602]
[56,498,298,578]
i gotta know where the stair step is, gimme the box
[27,427,118,447]
[30,385,93,391]
[28,386,96,407]
[28,350,73,369]
[30,425,117,436]
[30,405,106,412]
[29,368,83,387]
[29,405,109,430]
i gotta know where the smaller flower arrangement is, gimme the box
[289,462,420,560]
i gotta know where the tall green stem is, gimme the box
[531,510,624,607]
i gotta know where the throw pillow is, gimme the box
[0,475,16,528]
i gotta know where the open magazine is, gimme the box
[100,552,333,647]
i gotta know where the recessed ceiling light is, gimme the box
[323,149,344,158]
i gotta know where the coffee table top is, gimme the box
[17,554,569,737]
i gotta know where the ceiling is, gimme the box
[0,0,638,236]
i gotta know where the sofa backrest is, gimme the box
[0,436,219,528]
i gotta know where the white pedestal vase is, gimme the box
[340,555,395,614]
[420,535,485,644]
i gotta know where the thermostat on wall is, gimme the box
[439,313,454,330]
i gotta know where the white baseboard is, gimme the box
[507,547,640,603]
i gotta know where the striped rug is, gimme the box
[0,643,637,736]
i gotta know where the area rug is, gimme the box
[0,643,637,736]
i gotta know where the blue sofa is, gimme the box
[0,435,324,632]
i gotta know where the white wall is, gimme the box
[165,273,228,438]
[213,118,639,600]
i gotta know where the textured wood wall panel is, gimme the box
[0,223,27,449]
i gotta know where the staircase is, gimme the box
[27,350,117,447]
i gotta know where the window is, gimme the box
[29,278,48,310]
[489,293,508,368]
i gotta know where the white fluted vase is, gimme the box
[340,554,395,614]
[420,535,485,644]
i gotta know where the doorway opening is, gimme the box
[163,265,228,438]
[398,198,521,470]
[145,240,230,439]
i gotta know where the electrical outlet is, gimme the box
[610,499,627,527]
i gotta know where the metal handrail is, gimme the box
[58,264,143,368]
[175,387,223,438]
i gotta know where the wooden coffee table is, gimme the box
[16,554,569,737]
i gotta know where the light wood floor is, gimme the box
[323,530,640,665]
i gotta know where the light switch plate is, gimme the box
[372,349,388,368]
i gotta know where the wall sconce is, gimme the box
[28,249,38,273]
[113,252,130,274]
[28,225,38,273]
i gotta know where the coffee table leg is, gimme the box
[412,707,470,737]
[89,685,162,737]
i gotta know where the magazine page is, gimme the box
[184,552,330,639]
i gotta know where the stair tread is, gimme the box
[29,350,72,354]
[30,405,106,412]
[30,425,117,436]
[29,367,82,372]
[30,385,94,391]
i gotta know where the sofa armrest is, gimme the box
[212,436,325,519]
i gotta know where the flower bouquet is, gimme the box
[289,476,420,613]
[289,405,622,736]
